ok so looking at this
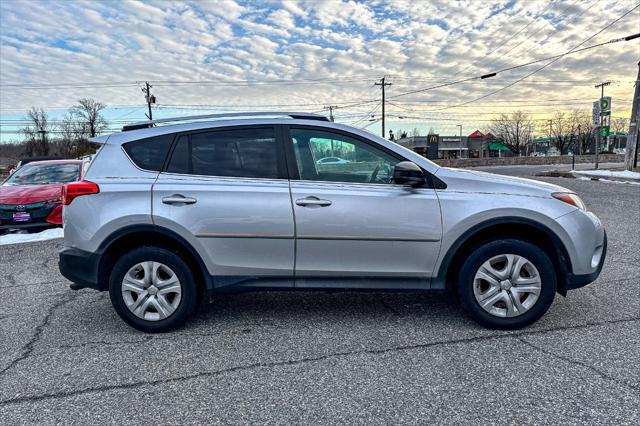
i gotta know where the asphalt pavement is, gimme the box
[1,165,639,424]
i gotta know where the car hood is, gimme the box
[434,167,571,197]
[0,184,63,205]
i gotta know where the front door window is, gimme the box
[291,128,399,184]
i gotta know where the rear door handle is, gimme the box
[295,196,332,207]
[162,194,197,205]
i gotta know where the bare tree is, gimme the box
[549,110,584,155]
[22,107,51,157]
[489,111,533,155]
[70,98,107,138]
[573,112,595,154]
[611,117,628,134]
[411,128,421,137]
[59,113,86,158]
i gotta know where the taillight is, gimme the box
[62,180,100,205]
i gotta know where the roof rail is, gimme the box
[121,111,329,131]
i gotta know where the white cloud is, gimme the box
[268,9,296,29]
[280,0,309,18]
[0,0,637,140]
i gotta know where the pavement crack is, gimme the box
[2,316,639,406]
[0,333,519,406]
[0,291,77,377]
[1,279,68,290]
[516,336,639,393]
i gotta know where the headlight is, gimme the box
[552,192,586,210]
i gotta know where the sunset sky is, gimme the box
[1,0,638,141]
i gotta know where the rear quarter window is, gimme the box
[122,134,175,171]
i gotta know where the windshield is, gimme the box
[3,163,80,186]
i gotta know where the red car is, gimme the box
[0,159,84,233]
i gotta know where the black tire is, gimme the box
[457,239,556,329]
[109,246,198,333]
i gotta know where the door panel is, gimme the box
[291,181,442,281]
[153,175,294,279]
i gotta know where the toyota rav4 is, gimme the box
[59,112,606,332]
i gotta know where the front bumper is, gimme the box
[0,202,62,231]
[59,246,104,291]
[0,222,58,232]
[565,231,607,290]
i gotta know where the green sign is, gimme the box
[600,126,610,137]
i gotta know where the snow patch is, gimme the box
[0,227,64,245]
[573,169,640,180]
[577,176,640,186]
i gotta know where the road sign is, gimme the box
[427,134,439,160]
[593,97,612,125]
[592,101,600,125]
[600,126,610,137]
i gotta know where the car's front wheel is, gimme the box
[457,239,556,329]
[109,246,198,333]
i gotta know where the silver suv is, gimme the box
[59,112,606,332]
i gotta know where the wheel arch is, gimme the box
[436,217,572,296]
[95,224,213,294]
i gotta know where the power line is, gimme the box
[388,33,639,103]
[390,8,640,110]
[0,76,380,90]
[487,0,590,70]
[347,103,382,126]
[450,0,558,78]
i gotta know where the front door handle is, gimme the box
[162,194,197,205]
[295,196,332,207]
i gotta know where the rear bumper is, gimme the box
[565,231,607,290]
[59,247,103,291]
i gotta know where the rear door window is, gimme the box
[166,127,281,179]
[122,134,174,171]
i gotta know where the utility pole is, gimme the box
[37,129,47,156]
[624,62,640,171]
[594,81,611,169]
[374,77,392,138]
[548,119,552,155]
[457,124,463,159]
[324,105,338,122]
[142,81,156,120]
[527,122,533,156]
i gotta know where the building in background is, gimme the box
[395,130,511,159]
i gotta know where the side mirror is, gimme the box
[393,161,426,187]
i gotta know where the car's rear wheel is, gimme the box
[457,239,556,329]
[109,246,197,333]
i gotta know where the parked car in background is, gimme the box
[59,112,606,333]
[316,156,350,164]
[8,156,63,176]
[1,159,83,233]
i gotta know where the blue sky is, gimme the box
[1,0,638,142]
